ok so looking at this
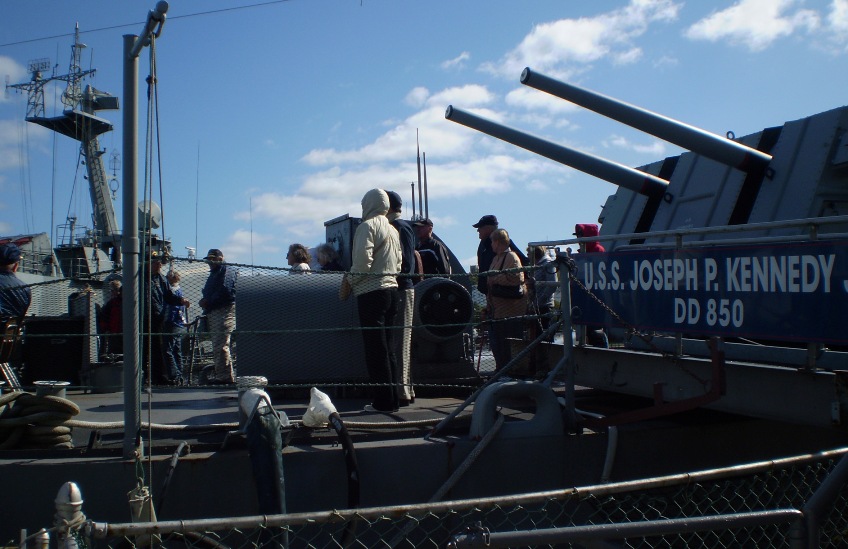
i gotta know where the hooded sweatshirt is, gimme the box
[575,223,605,253]
[348,189,402,296]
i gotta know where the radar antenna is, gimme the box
[5,57,52,118]
[5,24,94,117]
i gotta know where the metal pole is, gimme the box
[559,254,577,431]
[801,452,848,548]
[416,137,423,219]
[449,510,802,548]
[121,0,169,461]
[423,152,428,220]
[122,34,141,461]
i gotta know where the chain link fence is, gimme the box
[16,448,847,548]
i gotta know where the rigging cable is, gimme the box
[0,1,298,49]
[141,32,159,490]
[51,42,59,243]
[151,36,167,249]
[195,145,199,257]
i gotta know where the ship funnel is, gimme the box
[520,67,772,172]
[445,105,669,198]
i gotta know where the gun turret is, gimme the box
[444,105,669,198]
[520,67,772,172]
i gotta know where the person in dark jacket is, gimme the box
[414,218,452,276]
[199,248,237,383]
[0,244,31,322]
[144,250,189,384]
[316,243,344,272]
[386,190,416,404]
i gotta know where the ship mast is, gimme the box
[6,24,121,263]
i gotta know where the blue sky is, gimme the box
[1,0,847,270]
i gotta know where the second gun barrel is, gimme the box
[445,105,669,198]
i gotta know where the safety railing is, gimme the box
[13,447,848,549]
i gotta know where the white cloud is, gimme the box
[525,178,550,192]
[603,134,667,156]
[303,86,496,167]
[0,119,50,171]
[0,56,28,104]
[240,150,557,241]
[302,106,467,166]
[504,87,579,115]
[425,84,495,108]
[441,51,470,70]
[404,87,429,108]
[831,0,848,31]
[685,0,820,52]
[222,228,281,265]
[480,0,681,79]
[612,47,643,65]
[652,55,679,69]
[827,0,848,48]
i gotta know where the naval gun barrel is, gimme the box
[445,105,669,197]
[520,67,772,172]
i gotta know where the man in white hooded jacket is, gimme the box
[341,188,402,412]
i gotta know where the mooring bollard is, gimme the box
[54,482,85,548]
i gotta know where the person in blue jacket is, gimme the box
[163,270,188,383]
[144,250,189,385]
[199,248,237,383]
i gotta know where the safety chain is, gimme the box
[559,256,670,354]
[561,257,712,387]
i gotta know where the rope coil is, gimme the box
[0,391,81,449]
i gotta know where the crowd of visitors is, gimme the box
[1,199,610,396]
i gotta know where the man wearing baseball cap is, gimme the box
[199,248,238,384]
[473,215,527,296]
[413,218,452,276]
[0,243,31,322]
